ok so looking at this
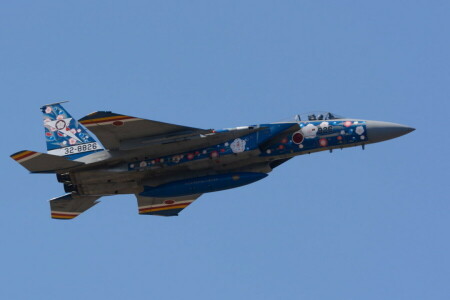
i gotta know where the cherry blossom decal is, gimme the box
[42,103,97,151]
[319,138,328,147]
[355,126,364,135]
[319,122,329,128]
[301,124,318,139]
[230,138,246,153]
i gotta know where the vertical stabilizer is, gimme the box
[41,102,104,160]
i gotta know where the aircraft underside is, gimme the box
[61,149,275,196]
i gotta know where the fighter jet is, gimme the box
[10,102,414,219]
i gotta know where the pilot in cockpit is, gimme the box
[326,113,335,120]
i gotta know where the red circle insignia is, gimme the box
[113,121,124,126]
[292,132,304,144]
[164,200,175,204]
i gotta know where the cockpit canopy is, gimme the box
[294,111,345,122]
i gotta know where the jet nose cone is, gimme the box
[366,121,415,143]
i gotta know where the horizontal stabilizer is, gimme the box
[50,194,100,220]
[136,194,202,216]
[10,150,84,173]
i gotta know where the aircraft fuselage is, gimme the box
[60,119,413,197]
[11,104,415,219]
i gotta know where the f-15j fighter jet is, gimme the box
[11,102,414,219]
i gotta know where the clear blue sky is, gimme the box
[1,1,449,299]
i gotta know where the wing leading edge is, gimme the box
[79,111,210,150]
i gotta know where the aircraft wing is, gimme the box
[49,194,100,220]
[136,194,202,216]
[79,111,211,150]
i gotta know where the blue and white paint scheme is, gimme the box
[11,103,414,220]
[41,102,104,160]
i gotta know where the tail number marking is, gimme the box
[48,142,100,156]
[318,126,333,135]
[64,142,99,155]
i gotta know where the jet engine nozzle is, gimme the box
[366,121,415,143]
[63,183,78,193]
[57,173,71,183]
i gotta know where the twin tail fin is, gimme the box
[41,102,103,160]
